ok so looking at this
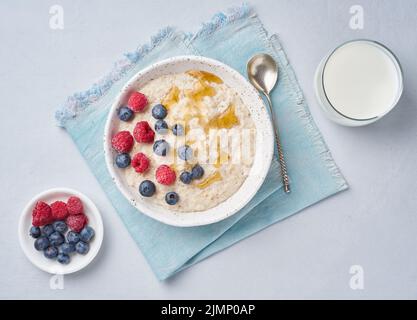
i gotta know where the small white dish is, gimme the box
[104,55,274,227]
[18,188,104,275]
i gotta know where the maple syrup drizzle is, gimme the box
[162,86,180,109]
[162,71,240,180]
[195,171,223,189]
[186,70,223,84]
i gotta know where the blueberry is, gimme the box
[172,124,184,136]
[192,164,204,179]
[58,242,75,255]
[49,231,65,246]
[179,171,193,184]
[53,221,67,234]
[29,226,41,238]
[44,246,58,259]
[139,180,156,197]
[115,153,131,168]
[42,224,54,237]
[153,139,169,156]
[152,104,167,119]
[75,241,90,255]
[80,226,95,243]
[165,192,179,205]
[57,253,71,265]
[67,231,80,244]
[34,237,50,251]
[118,106,134,121]
[154,120,169,134]
[178,145,193,161]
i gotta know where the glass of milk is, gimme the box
[314,40,403,126]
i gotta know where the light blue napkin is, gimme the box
[56,5,348,280]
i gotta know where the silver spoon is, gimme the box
[247,53,290,193]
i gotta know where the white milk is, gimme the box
[315,40,403,126]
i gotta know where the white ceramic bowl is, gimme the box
[18,188,104,274]
[104,56,273,227]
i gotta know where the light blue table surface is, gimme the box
[1,0,416,299]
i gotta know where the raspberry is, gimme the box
[127,92,148,112]
[66,214,88,233]
[67,196,84,215]
[132,152,150,173]
[32,201,53,226]
[133,121,155,143]
[155,165,176,185]
[50,201,68,220]
[111,131,134,153]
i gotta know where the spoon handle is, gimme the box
[265,94,291,193]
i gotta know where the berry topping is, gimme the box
[172,124,184,136]
[133,121,155,143]
[57,253,71,265]
[179,171,193,184]
[152,104,167,119]
[118,106,134,121]
[132,152,150,173]
[42,224,55,237]
[139,180,156,197]
[34,237,50,251]
[191,164,204,180]
[29,226,41,238]
[53,220,68,234]
[115,153,131,168]
[67,196,84,215]
[67,231,80,244]
[80,226,95,243]
[49,231,65,246]
[154,119,168,134]
[50,201,68,220]
[44,246,59,259]
[165,192,179,205]
[32,201,52,227]
[178,145,193,161]
[59,242,75,255]
[156,165,176,185]
[76,241,90,255]
[127,91,148,112]
[153,139,169,156]
[66,214,88,233]
[111,131,134,153]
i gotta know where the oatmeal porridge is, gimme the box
[111,70,256,212]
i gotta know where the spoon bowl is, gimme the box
[247,54,278,94]
[247,53,291,193]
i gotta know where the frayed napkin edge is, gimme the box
[54,26,175,127]
[267,33,349,192]
[54,3,252,127]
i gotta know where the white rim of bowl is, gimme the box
[104,55,274,227]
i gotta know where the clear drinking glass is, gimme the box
[314,39,403,126]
